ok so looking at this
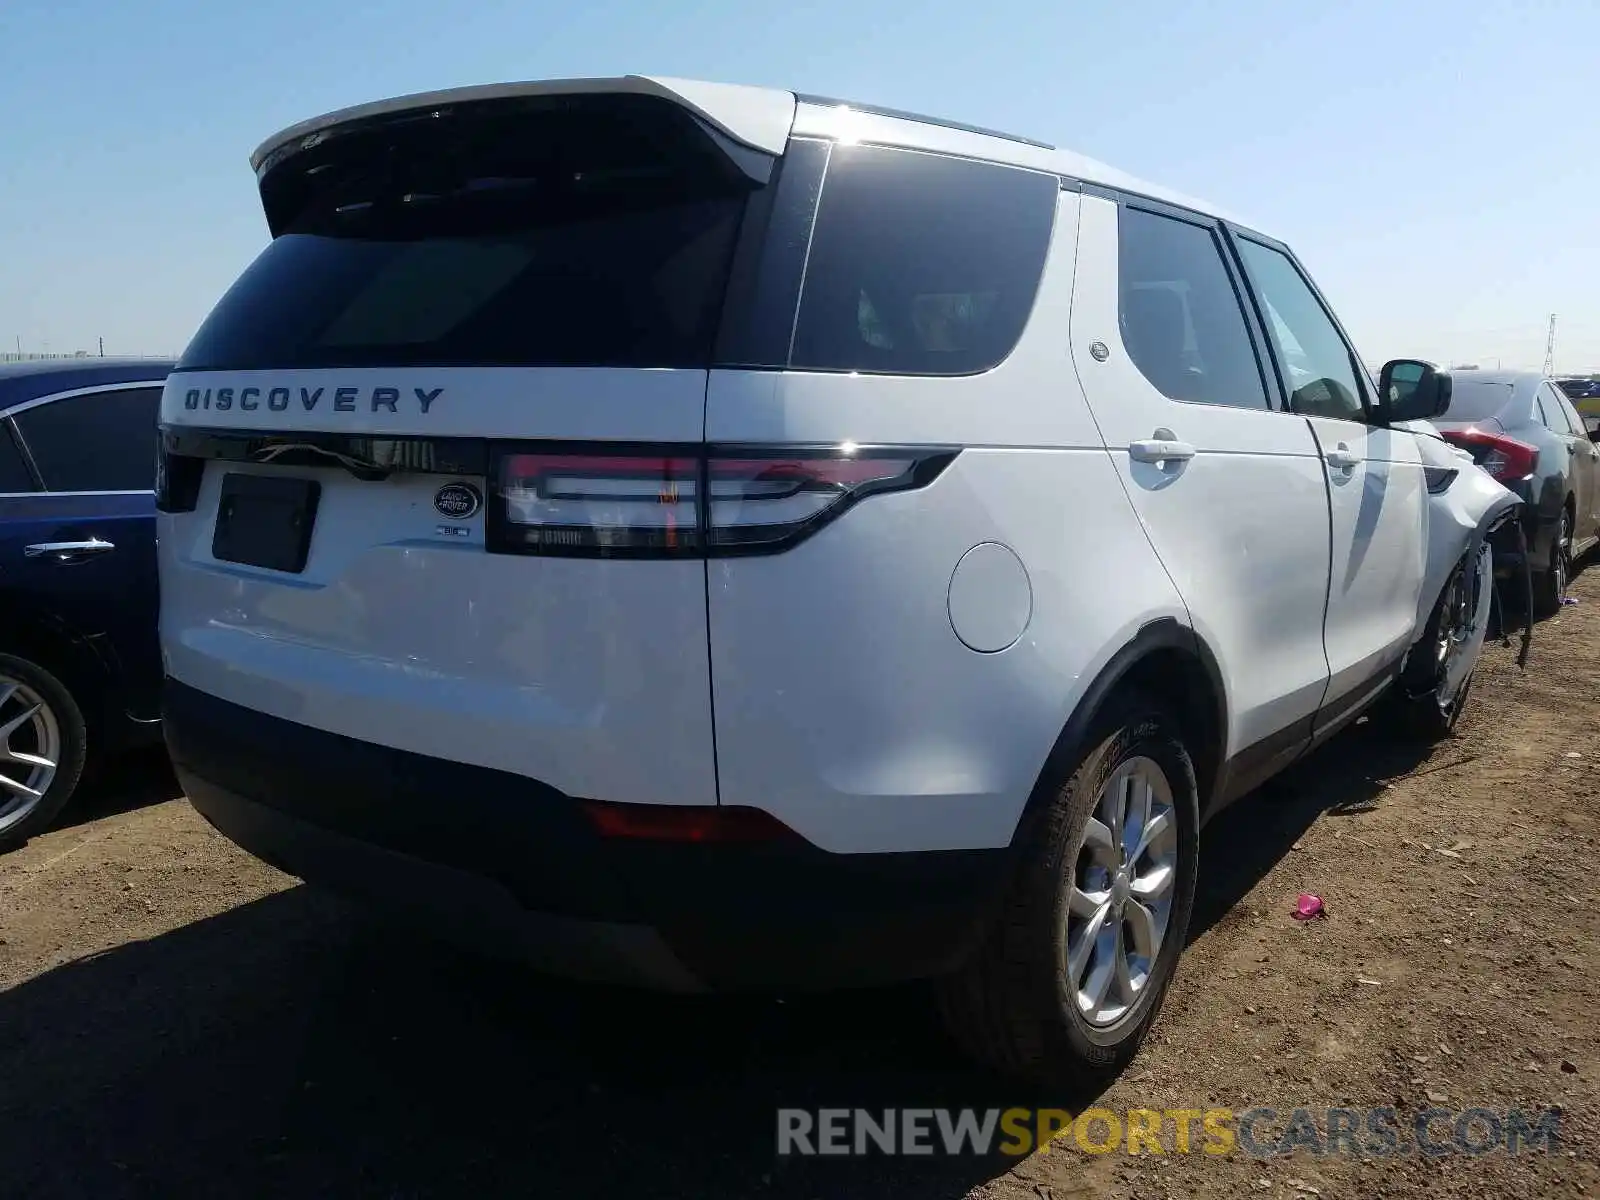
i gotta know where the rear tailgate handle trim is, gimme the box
[162,426,489,477]
[25,538,115,561]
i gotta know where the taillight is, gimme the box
[155,432,205,514]
[496,452,702,555]
[488,444,956,559]
[1441,429,1538,483]
[706,452,940,552]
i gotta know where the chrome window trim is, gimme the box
[0,489,155,498]
[1,378,168,420]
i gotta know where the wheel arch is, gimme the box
[1011,617,1229,847]
[1549,488,1576,567]
[0,597,115,734]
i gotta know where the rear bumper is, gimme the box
[1488,492,1547,578]
[1490,516,1533,578]
[164,680,1007,992]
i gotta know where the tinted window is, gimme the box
[0,425,35,492]
[15,388,161,491]
[1117,207,1269,409]
[180,97,754,371]
[1534,389,1552,428]
[1549,385,1587,435]
[1235,240,1366,420]
[789,146,1057,375]
[1443,378,1520,423]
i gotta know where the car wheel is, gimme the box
[1533,508,1572,617]
[1394,541,1493,740]
[0,653,89,854]
[936,692,1199,1082]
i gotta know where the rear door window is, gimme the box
[1549,385,1588,436]
[178,97,758,372]
[1117,206,1270,410]
[14,387,162,491]
[789,146,1058,376]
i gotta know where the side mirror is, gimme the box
[1379,358,1451,422]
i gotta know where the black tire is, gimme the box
[1391,553,1476,741]
[1533,507,1572,618]
[0,653,89,854]
[1394,671,1473,742]
[936,692,1200,1083]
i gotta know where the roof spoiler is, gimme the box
[249,75,797,174]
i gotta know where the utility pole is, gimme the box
[1543,314,1557,377]
[98,337,104,358]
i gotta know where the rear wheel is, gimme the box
[1533,507,1572,617]
[936,694,1199,1082]
[0,654,88,853]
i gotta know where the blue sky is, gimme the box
[3,0,1597,370]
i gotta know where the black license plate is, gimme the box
[212,473,321,574]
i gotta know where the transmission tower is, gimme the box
[1543,314,1557,376]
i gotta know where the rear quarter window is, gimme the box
[788,146,1058,376]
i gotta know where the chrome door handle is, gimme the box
[25,538,115,562]
[1325,445,1362,470]
[1129,436,1197,465]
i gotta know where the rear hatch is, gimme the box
[157,84,792,807]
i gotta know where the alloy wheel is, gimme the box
[0,678,62,836]
[1555,512,1571,602]
[1064,756,1178,1027]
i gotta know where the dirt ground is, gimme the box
[1,570,1597,1200]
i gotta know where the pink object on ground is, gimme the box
[1292,893,1325,920]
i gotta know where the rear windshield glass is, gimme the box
[180,96,757,372]
[1442,378,1520,423]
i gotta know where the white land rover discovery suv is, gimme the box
[159,76,1452,1080]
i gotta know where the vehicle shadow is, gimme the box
[0,880,1105,1200]
[1495,546,1591,631]
[0,722,1441,1200]
[1187,718,1435,941]
[55,745,183,831]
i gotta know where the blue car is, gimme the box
[0,358,173,850]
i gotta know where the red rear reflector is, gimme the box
[1440,429,1538,483]
[582,800,799,843]
[488,444,956,559]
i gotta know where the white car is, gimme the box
[157,76,1459,1080]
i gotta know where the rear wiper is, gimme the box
[253,442,392,482]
